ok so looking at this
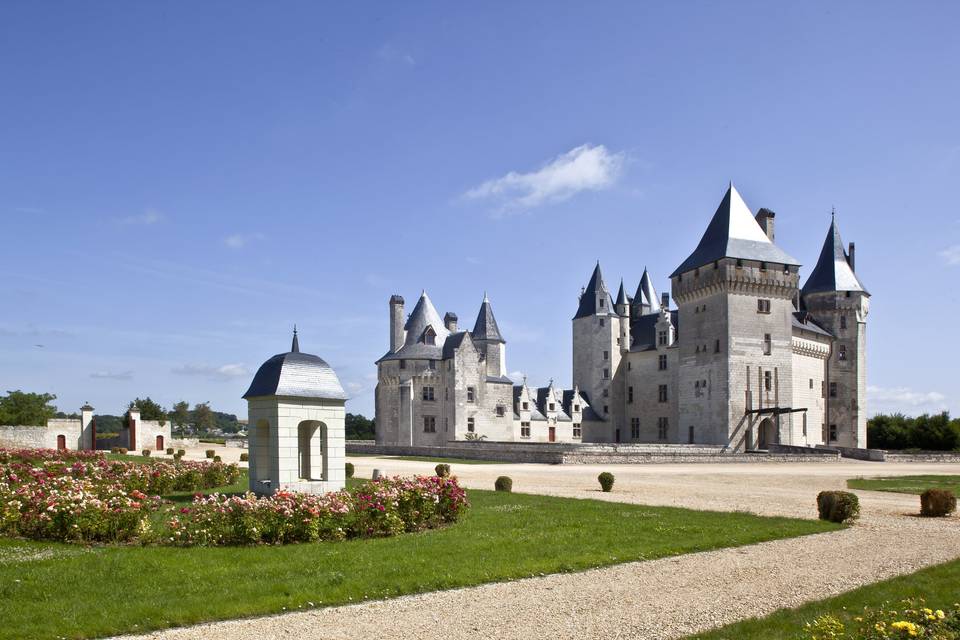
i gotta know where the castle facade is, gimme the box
[375,184,869,451]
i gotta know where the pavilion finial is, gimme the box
[291,325,300,353]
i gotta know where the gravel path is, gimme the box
[117,458,960,640]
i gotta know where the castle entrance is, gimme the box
[758,418,777,449]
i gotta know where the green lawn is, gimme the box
[847,475,960,495]
[348,453,503,465]
[687,558,960,640]
[0,484,839,639]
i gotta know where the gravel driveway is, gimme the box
[117,458,960,640]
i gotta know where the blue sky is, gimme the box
[2,2,959,419]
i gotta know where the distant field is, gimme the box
[847,475,960,495]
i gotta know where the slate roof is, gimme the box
[801,217,869,296]
[441,332,469,359]
[472,294,505,343]
[377,291,451,362]
[629,310,680,351]
[243,333,347,401]
[615,279,629,306]
[574,262,616,319]
[792,311,833,338]
[634,267,659,310]
[671,184,800,277]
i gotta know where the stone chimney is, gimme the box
[389,295,405,353]
[756,208,775,241]
[848,242,856,272]
[660,292,670,310]
[443,312,458,332]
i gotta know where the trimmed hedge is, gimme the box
[239,452,249,462]
[816,490,860,523]
[345,462,354,478]
[494,476,513,492]
[166,447,174,455]
[435,463,451,478]
[205,450,215,459]
[598,471,615,492]
[920,488,957,517]
[142,449,151,457]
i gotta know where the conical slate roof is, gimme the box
[615,279,629,306]
[403,291,451,347]
[472,294,505,343]
[634,267,659,311]
[671,184,800,277]
[574,262,615,319]
[802,217,868,296]
[243,332,347,401]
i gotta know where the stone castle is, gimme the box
[375,184,869,451]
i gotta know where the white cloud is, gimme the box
[172,363,251,379]
[464,143,625,213]
[867,386,948,413]
[939,245,960,266]
[90,370,134,381]
[508,371,526,384]
[224,233,265,249]
[118,210,163,225]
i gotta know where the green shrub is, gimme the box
[345,462,354,478]
[119,448,128,455]
[213,455,222,462]
[494,476,512,492]
[920,488,957,517]
[816,490,860,523]
[173,454,183,462]
[598,471,615,492]
[205,449,215,459]
[177,449,186,457]
[110,447,120,454]
[435,463,451,477]
[239,452,249,462]
[141,449,151,457]
[166,447,174,455]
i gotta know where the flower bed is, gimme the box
[0,448,469,546]
[804,599,960,639]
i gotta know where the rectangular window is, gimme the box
[602,388,609,398]
[445,387,449,401]
[628,361,632,371]
[764,370,772,391]
[423,416,436,433]
[399,359,406,369]
[603,405,608,414]
[520,422,531,438]
[599,298,605,308]
[603,350,609,361]
[657,417,669,440]
[603,368,610,379]
[757,299,771,314]
[763,333,772,355]
[467,387,476,403]
[445,417,448,432]
[658,354,667,370]
[714,339,720,353]
[572,424,581,438]
[838,345,847,361]
[658,384,668,402]
[630,417,640,439]
[809,378,814,389]
[688,425,694,444]
[829,424,838,442]
[496,405,505,417]
[467,417,475,432]
[522,401,529,410]
[802,413,808,437]
[549,402,556,411]
[428,359,436,370]
[658,330,668,346]
[628,386,634,403]
[574,404,580,412]
[422,386,435,401]
[840,315,847,330]
[599,318,605,327]
[830,382,838,398]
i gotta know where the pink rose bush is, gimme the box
[0,448,469,546]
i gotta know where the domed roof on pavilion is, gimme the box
[242,329,347,401]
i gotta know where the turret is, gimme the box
[572,262,621,435]
[615,279,631,353]
[472,293,506,378]
[632,267,658,317]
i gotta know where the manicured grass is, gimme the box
[847,475,960,495]
[348,453,503,465]
[0,488,839,640]
[687,558,960,640]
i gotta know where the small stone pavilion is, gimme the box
[242,329,348,496]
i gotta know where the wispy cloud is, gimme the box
[172,363,251,379]
[508,370,526,384]
[464,143,625,213]
[118,210,163,225]
[224,232,265,249]
[867,386,948,413]
[90,370,133,381]
[939,245,960,266]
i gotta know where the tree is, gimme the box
[345,413,375,440]
[0,390,58,426]
[192,402,216,433]
[127,397,167,422]
[170,401,191,429]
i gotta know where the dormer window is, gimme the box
[599,298,605,309]
[549,403,555,411]
[423,326,437,345]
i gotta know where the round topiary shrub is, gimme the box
[920,488,957,517]
[345,462,354,478]
[598,471,615,492]
[239,452,249,462]
[166,447,174,455]
[111,447,120,454]
[177,449,186,457]
[816,490,860,523]
[205,449,215,459]
[119,448,128,455]
[213,455,222,462]
[495,476,513,492]
[173,454,183,462]
[435,463,451,477]
[142,449,151,457]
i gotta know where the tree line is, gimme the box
[867,412,960,451]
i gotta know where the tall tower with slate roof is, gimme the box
[472,294,507,379]
[572,262,622,439]
[801,215,870,448]
[671,184,802,450]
